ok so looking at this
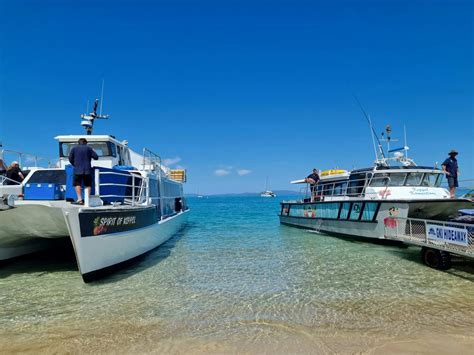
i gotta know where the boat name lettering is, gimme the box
[409,187,435,195]
[99,216,136,227]
[426,224,468,246]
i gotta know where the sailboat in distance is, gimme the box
[261,177,276,197]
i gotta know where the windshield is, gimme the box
[369,174,389,187]
[405,172,424,186]
[60,142,114,157]
[369,172,442,187]
[421,173,442,187]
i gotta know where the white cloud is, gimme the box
[163,157,181,166]
[215,169,230,176]
[237,169,252,176]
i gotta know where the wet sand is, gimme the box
[1,323,473,354]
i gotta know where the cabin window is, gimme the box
[333,182,347,196]
[404,172,424,186]
[361,202,378,221]
[288,204,304,217]
[27,170,66,185]
[388,173,406,186]
[322,183,334,196]
[318,203,340,218]
[60,141,114,157]
[421,173,441,187]
[339,202,351,219]
[281,204,290,216]
[347,173,367,196]
[369,173,389,187]
[110,144,117,157]
[349,202,363,220]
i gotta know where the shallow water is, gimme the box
[1,196,473,353]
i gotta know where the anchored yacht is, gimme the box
[261,177,276,197]
[279,125,472,240]
[0,98,189,281]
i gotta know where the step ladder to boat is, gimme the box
[384,217,474,270]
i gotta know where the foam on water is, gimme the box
[1,196,473,353]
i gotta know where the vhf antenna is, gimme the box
[80,80,109,135]
[353,94,385,162]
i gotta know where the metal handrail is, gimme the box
[94,170,150,207]
[142,148,163,173]
[1,148,54,168]
[0,175,22,186]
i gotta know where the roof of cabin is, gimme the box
[55,135,125,146]
[351,166,439,174]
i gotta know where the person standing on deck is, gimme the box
[305,168,320,201]
[441,150,459,199]
[5,161,24,185]
[69,138,99,205]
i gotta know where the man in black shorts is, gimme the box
[441,149,459,199]
[305,168,320,201]
[68,138,99,204]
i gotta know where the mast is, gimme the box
[80,82,109,135]
[353,95,385,164]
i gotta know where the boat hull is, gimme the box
[0,203,70,260]
[279,199,472,240]
[64,206,189,280]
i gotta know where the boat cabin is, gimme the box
[308,166,448,201]
[56,135,133,170]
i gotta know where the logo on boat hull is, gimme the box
[383,207,399,228]
[79,208,158,237]
[304,206,316,218]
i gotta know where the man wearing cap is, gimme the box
[68,138,99,204]
[441,150,459,199]
[305,168,320,201]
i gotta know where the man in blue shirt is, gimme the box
[441,149,459,199]
[69,138,99,204]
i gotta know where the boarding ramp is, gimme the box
[384,217,474,260]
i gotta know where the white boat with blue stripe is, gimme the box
[0,98,189,281]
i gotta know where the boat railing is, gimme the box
[0,175,22,186]
[299,171,456,202]
[141,148,166,176]
[93,169,150,207]
[300,175,392,201]
[384,217,474,259]
[1,148,55,169]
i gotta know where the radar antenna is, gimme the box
[80,81,109,135]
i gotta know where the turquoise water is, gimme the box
[1,196,473,353]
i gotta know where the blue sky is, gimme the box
[1,0,472,194]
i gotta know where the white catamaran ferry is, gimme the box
[0,98,189,281]
[279,125,472,241]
